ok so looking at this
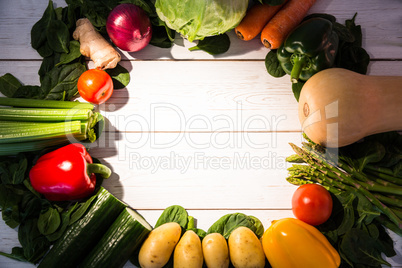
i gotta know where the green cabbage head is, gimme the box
[155,0,249,42]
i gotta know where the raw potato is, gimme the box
[202,233,230,268]
[73,18,121,70]
[138,222,182,268]
[173,230,203,268]
[228,227,265,268]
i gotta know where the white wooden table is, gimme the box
[0,0,401,267]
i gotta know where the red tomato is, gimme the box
[291,184,333,226]
[77,69,113,104]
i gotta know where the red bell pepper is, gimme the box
[29,143,111,201]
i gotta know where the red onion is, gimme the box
[106,3,152,52]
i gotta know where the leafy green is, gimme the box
[105,64,131,89]
[46,20,70,54]
[207,213,264,239]
[0,152,108,264]
[265,13,370,101]
[154,0,248,42]
[0,73,23,98]
[286,132,401,267]
[154,205,189,229]
[188,34,231,55]
[40,62,86,100]
[265,50,286,78]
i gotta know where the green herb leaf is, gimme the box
[189,34,230,55]
[265,50,286,78]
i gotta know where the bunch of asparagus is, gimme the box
[286,134,402,234]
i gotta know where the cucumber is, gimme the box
[38,187,126,268]
[79,207,152,268]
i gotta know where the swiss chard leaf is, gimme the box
[189,34,230,55]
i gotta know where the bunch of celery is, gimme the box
[0,97,103,156]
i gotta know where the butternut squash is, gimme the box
[298,68,402,147]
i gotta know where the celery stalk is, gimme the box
[0,121,82,143]
[0,97,94,110]
[0,107,93,122]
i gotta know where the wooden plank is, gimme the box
[0,0,401,60]
[91,132,301,209]
[1,60,402,133]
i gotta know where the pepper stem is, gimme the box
[87,163,112,179]
[290,54,307,83]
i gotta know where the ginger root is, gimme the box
[73,18,121,70]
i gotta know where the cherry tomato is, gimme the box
[291,184,333,226]
[77,69,113,104]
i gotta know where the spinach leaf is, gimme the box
[189,34,231,55]
[207,213,260,239]
[342,141,386,172]
[0,184,22,228]
[18,218,51,264]
[292,81,304,101]
[0,73,23,98]
[340,228,392,267]
[0,154,28,185]
[46,20,70,54]
[0,247,28,262]
[105,63,131,89]
[40,62,86,100]
[31,0,56,50]
[69,193,98,225]
[265,50,286,78]
[154,205,188,229]
[56,40,82,67]
[37,207,61,236]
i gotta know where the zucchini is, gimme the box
[38,187,126,268]
[80,207,152,268]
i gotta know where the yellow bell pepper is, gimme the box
[261,218,341,268]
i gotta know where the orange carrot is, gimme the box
[235,2,287,41]
[260,0,317,49]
